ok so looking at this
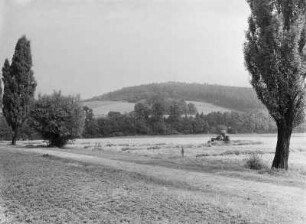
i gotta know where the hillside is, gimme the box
[87,82,263,112]
[186,101,237,114]
[81,101,135,117]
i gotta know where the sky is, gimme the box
[0,0,251,99]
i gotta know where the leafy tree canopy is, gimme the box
[30,92,85,147]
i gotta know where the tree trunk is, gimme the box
[272,123,292,170]
[11,128,19,145]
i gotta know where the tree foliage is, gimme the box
[244,0,306,169]
[83,106,98,138]
[0,115,12,140]
[187,103,198,115]
[82,107,284,138]
[134,102,151,134]
[2,36,37,145]
[30,92,85,147]
[0,76,2,108]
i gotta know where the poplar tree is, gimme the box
[2,36,37,145]
[244,0,306,169]
[0,75,2,108]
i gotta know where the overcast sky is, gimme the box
[0,0,251,99]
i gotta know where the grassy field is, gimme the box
[186,101,237,114]
[81,101,135,117]
[0,134,305,223]
[81,100,235,117]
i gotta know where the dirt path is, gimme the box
[7,146,306,223]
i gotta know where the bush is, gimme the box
[245,154,267,170]
[30,92,85,147]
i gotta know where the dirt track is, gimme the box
[8,146,306,224]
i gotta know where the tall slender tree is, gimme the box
[244,0,306,169]
[1,59,10,116]
[0,73,2,108]
[2,36,37,145]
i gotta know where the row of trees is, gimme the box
[82,101,285,138]
[1,36,85,147]
[3,96,294,141]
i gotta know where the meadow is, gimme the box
[58,133,306,174]
[0,134,305,223]
[81,100,234,117]
[81,101,136,117]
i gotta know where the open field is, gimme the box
[81,100,236,117]
[0,134,306,223]
[81,101,135,117]
[186,101,238,114]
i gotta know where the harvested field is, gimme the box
[0,134,305,223]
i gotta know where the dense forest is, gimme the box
[88,82,264,112]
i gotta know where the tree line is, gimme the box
[3,94,305,142]
[82,99,306,138]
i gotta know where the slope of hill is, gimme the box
[81,101,135,117]
[82,100,237,117]
[87,82,263,112]
[186,101,237,114]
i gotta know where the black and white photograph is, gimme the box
[0,0,305,223]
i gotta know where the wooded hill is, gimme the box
[87,82,263,112]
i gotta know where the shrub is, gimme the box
[30,92,85,147]
[245,154,267,170]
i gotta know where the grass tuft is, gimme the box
[245,154,267,170]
